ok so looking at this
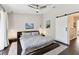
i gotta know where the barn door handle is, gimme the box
[65,27,67,31]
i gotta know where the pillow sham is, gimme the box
[31,32,38,36]
[22,32,32,36]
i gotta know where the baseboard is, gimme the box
[55,40,69,46]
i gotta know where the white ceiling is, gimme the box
[2,4,79,15]
[2,4,54,14]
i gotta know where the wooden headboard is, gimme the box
[17,30,39,55]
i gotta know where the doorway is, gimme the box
[59,14,79,55]
[67,14,79,54]
[68,15,77,42]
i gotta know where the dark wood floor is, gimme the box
[59,38,79,55]
[0,45,11,55]
[3,45,11,55]
[0,39,17,55]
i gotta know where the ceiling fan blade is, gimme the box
[31,4,38,6]
[31,4,39,9]
[40,5,47,9]
[28,5,35,9]
[28,4,48,10]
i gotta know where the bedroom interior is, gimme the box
[0,4,79,55]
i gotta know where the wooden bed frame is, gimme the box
[17,30,60,55]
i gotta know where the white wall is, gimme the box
[42,8,72,44]
[8,12,56,40]
[8,13,43,39]
[8,13,43,30]
[43,13,56,39]
[42,8,71,40]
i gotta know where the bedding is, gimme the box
[31,32,39,36]
[20,35,56,55]
[20,34,33,39]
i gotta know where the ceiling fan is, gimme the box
[28,4,47,13]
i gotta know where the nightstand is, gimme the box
[9,38,17,44]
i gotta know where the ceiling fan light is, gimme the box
[36,11,39,13]
[35,9,39,13]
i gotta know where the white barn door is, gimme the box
[56,16,69,44]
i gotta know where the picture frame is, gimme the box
[46,20,50,28]
[25,23,34,29]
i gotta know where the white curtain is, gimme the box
[0,10,9,50]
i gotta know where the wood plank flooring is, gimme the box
[59,38,79,55]
[0,45,11,55]
[0,40,16,55]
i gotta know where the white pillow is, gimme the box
[20,32,32,39]
[22,32,32,36]
[31,32,38,36]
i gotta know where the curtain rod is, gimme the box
[56,11,79,18]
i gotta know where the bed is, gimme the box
[17,30,59,55]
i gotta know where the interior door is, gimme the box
[56,16,69,44]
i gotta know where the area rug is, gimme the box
[28,43,60,55]
[43,44,68,55]
[8,42,17,55]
